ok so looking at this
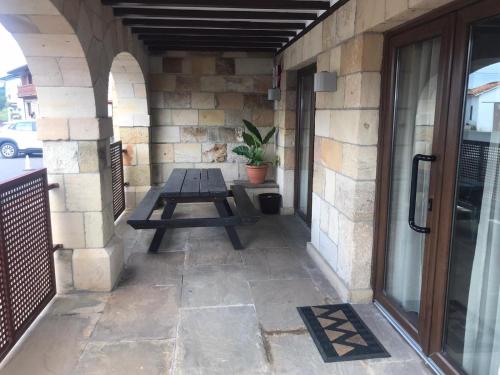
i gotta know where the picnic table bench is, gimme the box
[127,168,260,251]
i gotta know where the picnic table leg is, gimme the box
[214,199,243,250]
[149,202,177,253]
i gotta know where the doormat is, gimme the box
[297,304,390,362]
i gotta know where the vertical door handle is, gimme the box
[409,154,436,234]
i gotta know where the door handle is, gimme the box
[409,154,436,234]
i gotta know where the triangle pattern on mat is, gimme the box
[325,329,345,342]
[332,342,355,356]
[337,321,357,332]
[329,310,347,320]
[312,307,330,316]
[318,317,336,328]
[346,334,368,347]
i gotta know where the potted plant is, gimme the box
[232,120,276,185]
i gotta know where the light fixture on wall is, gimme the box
[268,64,282,101]
[314,71,337,92]
[268,88,281,101]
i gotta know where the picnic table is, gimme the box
[127,168,260,251]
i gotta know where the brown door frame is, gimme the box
[373,13,455,347]
[294,63,317,225]
[374,1,500,374]
[429,1,500,373]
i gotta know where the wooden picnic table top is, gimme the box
[161,168,228,199]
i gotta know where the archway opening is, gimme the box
[108,52,151,208]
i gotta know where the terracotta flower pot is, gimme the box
[247,164,268,185]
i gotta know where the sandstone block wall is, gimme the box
[148,52,276,185]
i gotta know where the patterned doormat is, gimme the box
[297,304,390,362]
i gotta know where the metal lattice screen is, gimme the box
[0,169,56,362]
[111,141,126,220]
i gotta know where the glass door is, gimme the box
[295,65,316,224]
[374,17,452,344]
[441,13,500,375]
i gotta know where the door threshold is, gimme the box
[374,301,445,375]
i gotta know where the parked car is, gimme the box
[0,121,42,158]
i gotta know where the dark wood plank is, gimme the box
[127,187,161,224]
[139,35,290,43]
[144,40,283,48]
[230,185,261,224]
[103,0,330,11]
[133,28,297,37]
[149,46,277,53]
[162,169,187,197]
[181,169,201,197]
[207,169,227,197]
[114,8,317,20]
[148,202,176,252]
[214,200,243,250]
[125,216,243,230]
[200,169,209,197]
[123,19,305,30]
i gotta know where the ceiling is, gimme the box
[102,0,341,54]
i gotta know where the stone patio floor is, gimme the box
[0,203,431,375]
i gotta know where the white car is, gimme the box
[0,121,43,158]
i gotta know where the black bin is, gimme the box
[258,193,282,215]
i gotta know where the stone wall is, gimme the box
[148,52,275,185]
[0,0,149,292]
[276,0,456,302]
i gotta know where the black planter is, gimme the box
[258,193,282,215]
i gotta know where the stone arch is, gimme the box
[109,51,151,207]
[0,0,118,292]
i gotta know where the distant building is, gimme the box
[0,65,38,121]
[465,81,500,132]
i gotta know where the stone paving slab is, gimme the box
[250,279,327,332]
[49,293,110,316]
[237,228,288,249]
[0,314,99,375]
[120,252,185,287]
[241,247,310,281]
[186,236,243,267]
[174,306,269,374]
[91,285,179,341]
[181,264,253,308]
[74,340,175,375]
[1,212,431,375]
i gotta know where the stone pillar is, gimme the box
[40,117,124,292]
[275,71,297,214]
[309,32,383,303]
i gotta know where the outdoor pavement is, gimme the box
[0,204,431,375]
[0,156,43,182]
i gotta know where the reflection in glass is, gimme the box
[444,16,500,375]
[385,37,441,322]
[297,69,315,220]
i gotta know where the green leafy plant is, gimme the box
[232,120,276,166]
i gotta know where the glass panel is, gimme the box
[444,15,500,375]
[297,71,315,218]
[384,37,441,323]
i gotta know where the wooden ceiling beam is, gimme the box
[102,0,330,11]
[132,27,296,37]
[123,19,305,30]
[144,40,283,48]
[139,35,289,43]
[149,46,277,53]
[114,8,317,20]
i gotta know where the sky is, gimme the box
[468,63,500,89]
[0,23,27,77]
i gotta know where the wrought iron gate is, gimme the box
[0,169,56,362]
[110,141,126,220]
